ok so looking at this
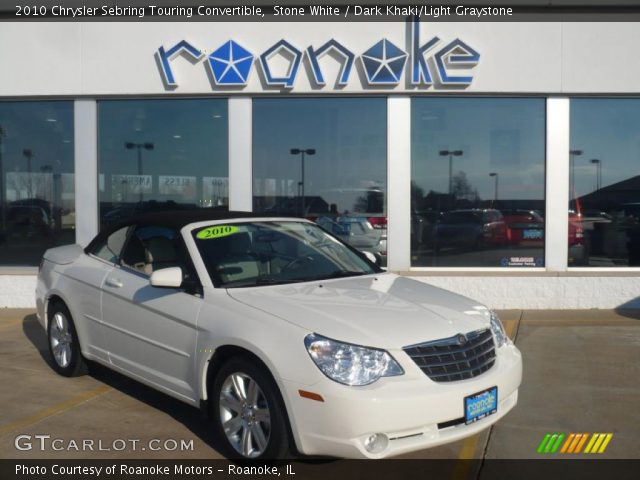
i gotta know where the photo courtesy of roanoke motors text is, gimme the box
[0,1,638,479]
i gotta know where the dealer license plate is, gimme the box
[464,386,498,425]
[523,229,543,239]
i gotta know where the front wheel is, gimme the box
[47,302,88,377]
[211,357,292,459]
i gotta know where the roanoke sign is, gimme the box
[156,18,480,90]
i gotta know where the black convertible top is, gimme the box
[84,208,288,253]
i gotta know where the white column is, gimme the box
[386,96,411,272]
[228,97,253,212]
[74,99,98,246]
[545,97,570,271]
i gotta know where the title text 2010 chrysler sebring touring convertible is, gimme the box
[36,211,522,459]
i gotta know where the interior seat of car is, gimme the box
[216,232,259,284]
[144,236,181,275]
[120,235,147,274]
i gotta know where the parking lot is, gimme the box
[0,308,638,460]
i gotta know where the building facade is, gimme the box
[1,20,639,308]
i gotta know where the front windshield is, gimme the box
[192,221,378,288]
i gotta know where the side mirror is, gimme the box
[150,267,183,288]
[361,250,379,265]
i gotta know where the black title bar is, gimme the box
[2,459,640,480]
[3,3,640,21]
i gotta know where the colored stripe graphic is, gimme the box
[574,433,589,453]
[585,433,613,454]
[560,433,575,453]
[591,434,605,453]
[545,433,558,453]
[567,434,582,453]
[550,433,565,453]
[537,433,552,453]
[537,433,565,453]
[584,433,598,453]
[597,434,613,453]
[538,433,613,454]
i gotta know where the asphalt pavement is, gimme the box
[0,308,637,461]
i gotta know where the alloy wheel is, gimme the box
[219,372,271,458]
[49,312,72,368]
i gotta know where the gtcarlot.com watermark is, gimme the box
[15,435,194,452]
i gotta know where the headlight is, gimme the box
[489,311,509,347]
[304,333,403,386]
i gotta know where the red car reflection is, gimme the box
[434,209,508,249]
[502,210,545,245]
[502,209,585,250]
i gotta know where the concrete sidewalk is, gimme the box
[0,309,637,460]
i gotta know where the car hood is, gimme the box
[226,273,491,349]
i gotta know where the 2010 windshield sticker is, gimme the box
[196,225,239,240]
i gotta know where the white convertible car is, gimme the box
[36,211,522,459]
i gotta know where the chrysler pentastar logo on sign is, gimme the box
[156,18,480,89]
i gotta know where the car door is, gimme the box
[67,226,130,361]
[100,225,203,403]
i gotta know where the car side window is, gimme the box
[92,227,129,264]
[120,225,200,290]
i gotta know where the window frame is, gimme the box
[566,96,640,270]
[6,94,640,276]
[87,226,132,267]
[250,96,389,218]
[408,96,547,270]
[117,223,203,295]
[0,99,76,268]
[95,97,230,231]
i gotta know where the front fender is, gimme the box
[195,298,323,402]
[194,296,325,454]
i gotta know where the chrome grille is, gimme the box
[403,329,496,382]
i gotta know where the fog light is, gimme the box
[363,433,388,454]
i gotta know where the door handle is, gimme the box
[105,277,123,288]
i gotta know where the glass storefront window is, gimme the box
[98,99,228,229]
[0,102,75,266]
[570,98,640,267]
[411,98,546,267]
[252,98,388,264]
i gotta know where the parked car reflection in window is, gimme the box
[570,98,640,266]
[411,98,546,267]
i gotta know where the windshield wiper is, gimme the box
[315,270,369,280]
[228,271,369,288]
[255,270,368,284]
[223,277,296,288]
[253,277,301,286]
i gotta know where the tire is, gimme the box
[47,302,88,377]
[211,356,292,460]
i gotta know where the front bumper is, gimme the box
[283,343,522,459]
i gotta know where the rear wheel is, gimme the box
[211,357,292,459]
[47,302,88,377]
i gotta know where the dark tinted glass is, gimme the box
[411,98,546,267]
[252,98,387,265]
[570,98,640,267]
[0,101,75,266]
[98,99,228,230]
